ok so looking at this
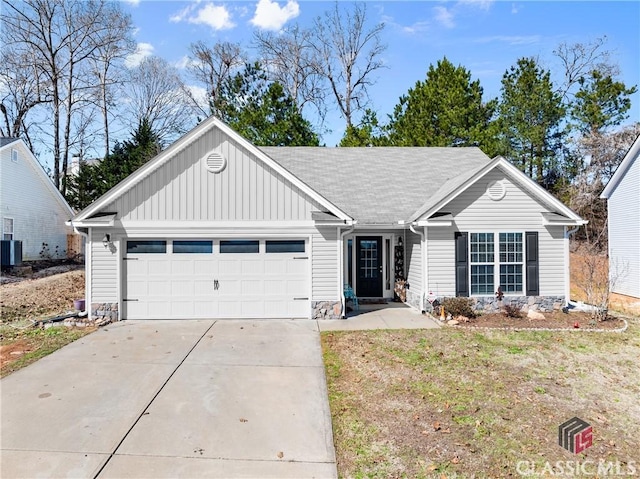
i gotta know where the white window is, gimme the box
[470,232,523,295]
[3,218,14,240]
[11,149,18,162]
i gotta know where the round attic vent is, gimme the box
[486,180,506,201]
[203,151,227,173]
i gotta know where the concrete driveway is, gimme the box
[0,320,337,479]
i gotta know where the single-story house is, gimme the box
[0,138,74,262]
[69,116,585,321]
[601,134,640,300]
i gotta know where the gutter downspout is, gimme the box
[339,221,356,318]
[409,223,426,313]
[69,220,90,318]
[565,225,581,307]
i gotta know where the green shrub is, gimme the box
[441,297,476,318]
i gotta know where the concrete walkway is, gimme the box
[1,305,438,479]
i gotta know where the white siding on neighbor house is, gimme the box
[312,227,338,301]
[90,228,119,303]
[608,155,640,298]
[0,142,73,260]
[406,231,423,293]
[426,166,566,297]
[105,128,322,222]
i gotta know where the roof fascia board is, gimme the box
[601,134,640,199]
[74,117,352,222]
[214,120,352,221]
[496,158,583,221]
[412,157,583,222]
[4,139,75,217]
[409,157,501,222]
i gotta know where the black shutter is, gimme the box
[525,231,539,296]
[455,232,469,297]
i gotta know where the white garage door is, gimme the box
[123,239,309,319]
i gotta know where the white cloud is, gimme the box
[125,42,154,68]
[186,85,209,110]
[402,21,430,35]
[459,0,494,11]
[170,3,235,31]
[122,0,140,6]
[511,3,520,14]
[434,6,455,29]
[175,55,194,70]
[250,0,299,31]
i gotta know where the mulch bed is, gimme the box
[451,310,626,330]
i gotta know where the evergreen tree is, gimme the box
[65,119,161,210]
[386,57,498,153]
[216,63,319,146]
[497,57,566,189]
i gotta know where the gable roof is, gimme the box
[260,146,493,224]
[72,116,351,223]
[408,156,586,224]
[0,138,74,217]
[601,134,640,199]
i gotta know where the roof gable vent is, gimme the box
[203,151,227,173]
[486,180,506,201]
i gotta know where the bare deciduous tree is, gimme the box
[310,2,386,128]
[124,56,195,144]
[253,25,326,121]
[187,41,245,117]
[1,0,134,192]
[553,36,617,103]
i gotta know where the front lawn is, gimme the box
[322,320,640,477]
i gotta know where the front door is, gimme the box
[356,237,383,297]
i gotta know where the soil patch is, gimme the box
[454,310,626,330]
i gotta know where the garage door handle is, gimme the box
[123,299,138,302]
[293,257,308,260]
[214,280,219,290]
[294,297,309,300]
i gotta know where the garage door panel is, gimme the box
[241,259,264,275]
[241,280,263,295]
[124,239,310,319]
[148,261,170,275]
[171,260,194,275]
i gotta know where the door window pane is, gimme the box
[265,240,305,253]
[220,240,259,253]
[359,240,378,279]
[127,240,166,254]
[173,240,212,254]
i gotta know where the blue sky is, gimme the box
[121,0,640,146]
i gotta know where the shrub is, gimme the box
[502,304,522,318]
[441,297,476,318]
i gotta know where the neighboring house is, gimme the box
[601,134,640,300]
[69,117,585,322]
[0,138,74,261]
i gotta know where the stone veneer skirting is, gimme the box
[91,302,119,324]
[405,289,422,311]
[312,301,342,319]
[472,295,565,312]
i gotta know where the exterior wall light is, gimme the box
[102,234,111,249]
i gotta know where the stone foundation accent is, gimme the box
[312,301,342,319]
[91,302,119,325]
[471,296,565,313]
[405,289,422,311]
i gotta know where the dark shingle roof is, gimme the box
[0,137,19,148]
[259,146,493,224]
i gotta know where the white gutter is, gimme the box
[68,220,90,318]
[409,223,426,313]
[338,221,357,318]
